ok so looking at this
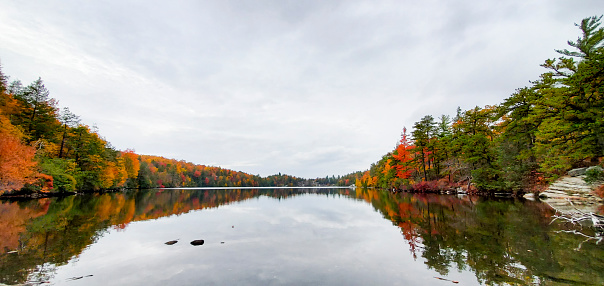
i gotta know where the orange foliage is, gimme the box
[35,173,54,192]
[122,149,140,179]
[382,158,393,175]
[0,128,37,193]
[0,199,50,251]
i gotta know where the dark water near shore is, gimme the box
[0,188,602,285]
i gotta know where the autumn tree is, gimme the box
[0,66,37,193]
[392,127,414,181]
[122,149,140,188]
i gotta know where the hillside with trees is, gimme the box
[355,16,604,196]
[1,16,603,197]
[0,71,319,195]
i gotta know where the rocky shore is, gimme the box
[525,167,604,213]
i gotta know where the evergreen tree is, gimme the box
[12,78,60,142]
[497,87,542,191]
[451,106,500,190]
[533,15,604,174]
[412,115,436,181]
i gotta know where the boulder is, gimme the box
[529,175,604,214]
[568,167,588,177]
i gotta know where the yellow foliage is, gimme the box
[101,168,114,189]
[122,150,140,179]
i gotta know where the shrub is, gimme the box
[584,166,604,185]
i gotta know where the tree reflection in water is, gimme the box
[355,188,603,285]
[0,188,602,285]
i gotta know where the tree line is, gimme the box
[353,16,604,195]
[2,16,601,195]
[0,70,330,194]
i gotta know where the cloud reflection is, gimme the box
[46,194,471,285]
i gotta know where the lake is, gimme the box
[0,188,603,285]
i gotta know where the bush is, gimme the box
[584,166,604,185]
[39,158,78,192]
[411,180,438,192]
[594,185,604,199]
[53,173,77,192]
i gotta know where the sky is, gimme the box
[0,1,601,178]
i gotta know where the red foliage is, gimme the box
[392,128,414,179]
[411,180,438,192]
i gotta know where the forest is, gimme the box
[0,70,353,194]
[347,15,604,196]
[1,16,603,196]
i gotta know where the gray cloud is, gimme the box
[0,0,601,177]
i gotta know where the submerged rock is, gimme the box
[190,239,205,246]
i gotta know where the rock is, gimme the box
[586,165,604,173]
[165,240,178,245]
[568,167,588,177]
[538,175,603,214]
[190,239,205,246]
[523,193,535,200]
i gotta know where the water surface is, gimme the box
[0,188,602,285]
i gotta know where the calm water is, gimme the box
[0,188,602,285]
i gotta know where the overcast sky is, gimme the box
[0,1,601,178]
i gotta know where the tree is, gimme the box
[122,149,140,188]
[11,78,60,142]
[497,87,542,191]
[452,106,501,190]
[58,107,80,158]
[533,15,604,174]
[556,15,604,59]
[432,114,452,178]
[392,127,414,180]
[0,61,8,95]
[412,115,436,181]
[0,65,38,193]
[0,123,37,193]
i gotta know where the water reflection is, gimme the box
[0,188,602,285]
[355,188,604,285]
